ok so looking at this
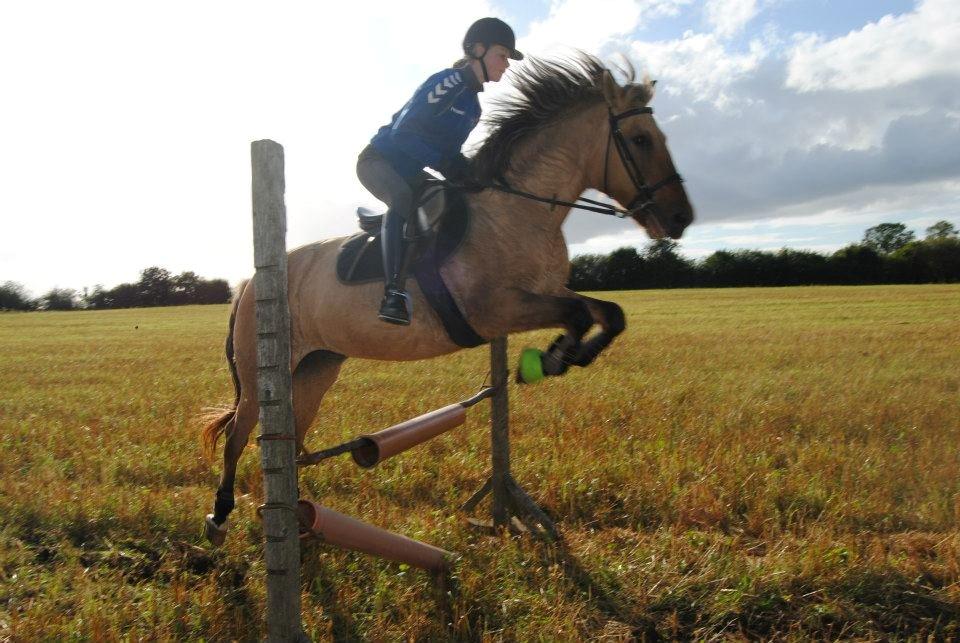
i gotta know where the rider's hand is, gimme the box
[442,156,483,191]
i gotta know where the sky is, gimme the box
[2,0,959,297]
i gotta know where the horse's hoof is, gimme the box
[205,514,228,547]
[516,348,545,384]
[541,334,574,376]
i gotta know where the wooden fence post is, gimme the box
[489,336,511,527]
[462,336,560,540]
[251,139,304,641]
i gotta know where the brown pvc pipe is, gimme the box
[351,403,467,468]
[297,500,452,573]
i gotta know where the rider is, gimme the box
[357,17,523,325]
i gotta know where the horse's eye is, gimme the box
[632,134,652,149]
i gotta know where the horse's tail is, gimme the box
[200,279,248,462]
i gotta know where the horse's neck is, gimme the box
[470,109,602,238]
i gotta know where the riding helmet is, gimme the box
[463,17,524,60]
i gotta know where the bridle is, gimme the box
[449,104,683,219]
[603,105,683,214]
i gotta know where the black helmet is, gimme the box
[463,17,524,60]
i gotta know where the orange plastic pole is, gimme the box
[297,501,452,573]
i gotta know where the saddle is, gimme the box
[336,182,485,348]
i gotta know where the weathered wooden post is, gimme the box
[250,139,304,641]
[489,336,512,527]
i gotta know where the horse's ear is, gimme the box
[625,83,654,106]
[601,70,622,107]
[642,73,657,100]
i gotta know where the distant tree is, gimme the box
[925,220,958,240]
[645,238,678,259]
[919,237,960,282]
[700,250,739,287]
[171,271,201,305]
[602,247,645,290]
[863,223,915,254]
[0,281,36,311]
[194,278,232,304]
[829,244,883,284]
[569,254,606,291]
[642,239,694,288]
[888,237,960,283]
[773,249,831,285]
[41,287,78,311]
[137,267,173,306]
[700,249,776,286]
[84,284,108,309]
[109,283,141,308]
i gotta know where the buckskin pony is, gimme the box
[201,54,694,543]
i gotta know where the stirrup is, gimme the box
[378,289,411,325]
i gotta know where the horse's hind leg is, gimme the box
[206,392,259,545]
[206,350,344,546]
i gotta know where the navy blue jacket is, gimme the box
[371,64,482,179]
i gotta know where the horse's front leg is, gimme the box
[484,288,594,383]
[569,295,626,368]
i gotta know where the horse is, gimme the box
[201,53,694,544]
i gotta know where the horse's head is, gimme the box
[597,71,694,240]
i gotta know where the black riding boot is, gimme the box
[378,208,411,325]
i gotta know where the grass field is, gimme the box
[1,284,959,641]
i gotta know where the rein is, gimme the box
[448,105,683,219]
[467,181,637,218]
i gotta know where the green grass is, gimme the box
[1,285,959,640]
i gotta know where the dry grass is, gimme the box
[1,285,958,640]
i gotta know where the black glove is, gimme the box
[442,154,471,181]
[442,155,483,191]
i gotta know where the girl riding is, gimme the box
[356,17,523,325]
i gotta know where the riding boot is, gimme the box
[378,208,411,325]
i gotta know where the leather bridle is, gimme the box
[445,104,684,220]
[603,105,683,215]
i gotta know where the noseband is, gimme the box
[603,106,683,215]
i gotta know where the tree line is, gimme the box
[0,267,231,311]
[571,221,960,290]
[3,221,957,311]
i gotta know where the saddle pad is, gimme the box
[335,189,485,348]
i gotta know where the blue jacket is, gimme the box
[371,64,482,179]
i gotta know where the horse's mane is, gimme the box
[471,52,638,183]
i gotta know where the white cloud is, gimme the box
[0,0,495,294]
[786,0,960,92]
[521,0,692,54]
[568,230,652,256]
[704,0,759,39]
[630,31,768,104]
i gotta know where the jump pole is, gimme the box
[297,334,558,541]
[297,334,558,540]
[250,139,305,641]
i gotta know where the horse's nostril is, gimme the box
[673,211,688,226]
